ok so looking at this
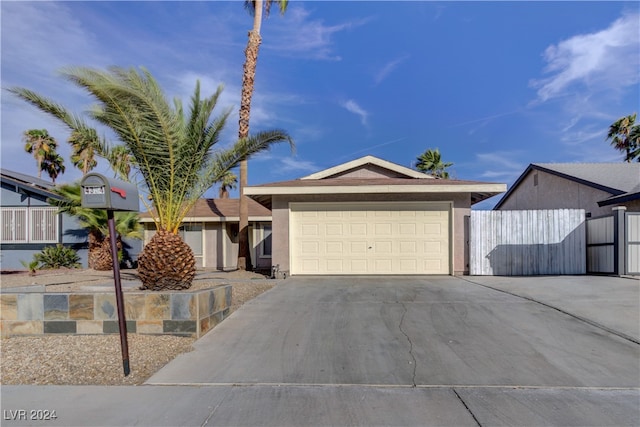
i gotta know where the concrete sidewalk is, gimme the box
[3,385,637,426]
[2,275,639,426]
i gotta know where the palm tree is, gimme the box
[238,0,290,271]
[49,183,142,270]
[415,148,453,179]
[23,129,58,179]
[68,129,98,175]
[9,66,291,290]
[41,151,65,183]
[606,113,640,162]
[218,170,238,199]
[107,145,133,180]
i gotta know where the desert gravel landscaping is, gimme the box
[1,269,276,385]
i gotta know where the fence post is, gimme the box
[612,206,627,276]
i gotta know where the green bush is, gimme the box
[33,244,81,269]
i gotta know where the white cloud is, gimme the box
[278,157,318,174]
[265,6,370,60]
[374,55,410,85]
[475,152,526,182]
[531,12,640,103]
[341,100,369,126]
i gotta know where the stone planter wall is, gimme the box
[0,285,232,338]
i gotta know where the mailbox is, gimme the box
[80,173,139,211]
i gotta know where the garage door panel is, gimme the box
[291,202,450,275]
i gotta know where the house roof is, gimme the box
[139,198,271,222]
[598,182,640,207]
[494,163,640,209]
[302,155,431,180]
[1,168,61,200]
[245,155,506,208]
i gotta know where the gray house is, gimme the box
[0,169,88,269]
[494,163,640,216]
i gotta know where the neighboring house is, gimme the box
[494,163,640,216]
[245,155,506,276]
[139,198,273,271]
[0,169,88,269]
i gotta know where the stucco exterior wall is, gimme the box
[498,170,618,217]
[271,193,472,276]
[330,165,411,179]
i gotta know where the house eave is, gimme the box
[139,216,272,223]
[245,183,507,209]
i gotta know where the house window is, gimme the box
[260,225,272,258]
[1,207,58,243]
[534,172,538,186]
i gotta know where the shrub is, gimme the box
[33,244,81,269]
[20,259,41,275]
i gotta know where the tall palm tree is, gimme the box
[238,0,289,271]
[606,113,640,162]
[49,183,142,270]
[218,170,238,199]
[41,151,65,183]
[23,129,58,179]
[415,148,453,179]
[9,66,291,290]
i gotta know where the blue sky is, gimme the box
[2,1,639,208]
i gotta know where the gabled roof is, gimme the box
[1,168,60,200]
[302,155,430,180]
[246,155,506,208]
[139,198,271,222]
[598,182,640,207]
[494,163,640,209]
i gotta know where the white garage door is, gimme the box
[290,202,451,275]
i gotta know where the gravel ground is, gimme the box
[1,270,276,386]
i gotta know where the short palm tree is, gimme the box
[9,66,291,290]
[218,170,238,198]
[68,130,98,175]
[41,151,65,183]
[415,148,453,179]
[23,129,58,179]
[606,113,640,162]
[49,183,142,270]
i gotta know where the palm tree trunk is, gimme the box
[237,2,263,271]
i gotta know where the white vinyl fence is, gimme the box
[470,209,586,276]
[627,213,640,275]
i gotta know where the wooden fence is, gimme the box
[470,209,586,275]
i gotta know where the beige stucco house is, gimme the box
[140,198,273,271]
[245,156,506,277]
[494,163,640,216]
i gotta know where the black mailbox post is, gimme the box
[81,173,139,376]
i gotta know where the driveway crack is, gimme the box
[453,388,482,426]
[398,301,417,388]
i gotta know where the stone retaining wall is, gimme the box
[0,285,232,338]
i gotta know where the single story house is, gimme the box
[245,155,506,276]
[0,169,88,269]
[139,198,273,271]
[494,163,640,216]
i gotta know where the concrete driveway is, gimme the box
[145,275,639,426]
[4,276,638,426]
